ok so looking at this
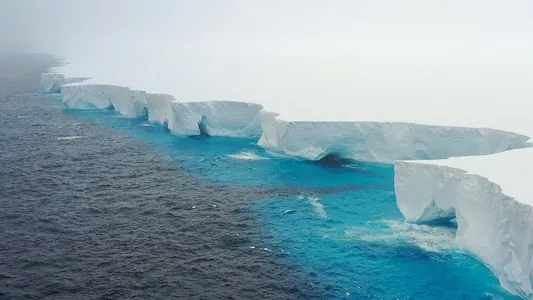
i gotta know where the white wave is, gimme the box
[307,195,328,219]
[228,151,269,160]
[57,135,87,140]
[345,220,458,253]
[139,123,154,127]
[483,292,506,300]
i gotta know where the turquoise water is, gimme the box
[62,105,517,299]
[69,109,384,189]
[254,192,512,299]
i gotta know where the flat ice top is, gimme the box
[408,147,533,207]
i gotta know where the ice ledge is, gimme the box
[395,152,533,299]
[258,110,530,162]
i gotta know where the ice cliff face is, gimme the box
[44,72,531,164]
[56,82,263,138]
[40,73,88,93]
[258,111,530,162]
[45,73,530,159]
[61,84,131,110]
[168,101,262,137]
[395,161,533,299]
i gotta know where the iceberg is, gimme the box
[395,148,533,299]
[55,78,530,158]
[258,111,530,162]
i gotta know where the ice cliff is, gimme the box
[168,101,262,137]
[258,111,530,162]
[395,156,533,299]
[58,82,263,137]
[40,73,88,93]
[43,73,530,159]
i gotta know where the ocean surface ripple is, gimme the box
[0,55,326,300]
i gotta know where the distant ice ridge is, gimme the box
[395,154,533,299]
[258,111,530,162]
[57,82,263,138]
[40,73,88,93]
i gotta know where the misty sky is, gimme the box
[2,0,532,131]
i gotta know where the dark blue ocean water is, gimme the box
[0,55,518,299]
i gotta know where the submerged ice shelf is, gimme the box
[41,67,533,299]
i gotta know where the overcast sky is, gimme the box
[2,0,532,129]
[2,0,532,54]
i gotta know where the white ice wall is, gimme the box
[395,160,533,299]
[51,77,532,161]
[258,111,530,162]
[40,73,88,93]
[61,84,116,110]
[168,101,263,137]
[54,81,263,138]
[145,93,174,125]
